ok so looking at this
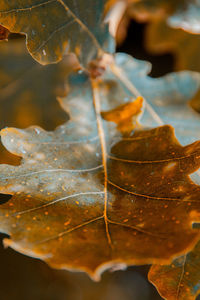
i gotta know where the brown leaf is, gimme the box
[0,64,200,279]
[0,38,78,165]
[0,0,114,66]
[149,239,200,300]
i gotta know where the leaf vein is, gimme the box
[108,219,165,239]
[108,180,199,202]
[57,0,102,52]
[0,0,56,14]
[36,215,104,245]
[11,191,105,217]
[108,152,199,164]
[32,19,76,54]
[176,255,186,300]
[38,135,99,145]
[0,165,103,180]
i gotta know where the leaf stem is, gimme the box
[91,78,112,249]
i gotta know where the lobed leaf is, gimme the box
[145,20,200,73]
[0,0,115,66]
[109,0,200,46]
[112,53,200,145]
[168,1,200,34]
[144,19,200,113]
[0,39,77,165]
[1,54,200,278]
[149,240,200,300]
[0,39,75,131]
[124,0,200,34]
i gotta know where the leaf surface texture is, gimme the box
[1,54,200,278]
[0,0,114,65]
[149,240,200,300]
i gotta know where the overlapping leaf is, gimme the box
[0,39,74,131]
[149,240,200,300]
[0,0,115,66]
[114,1,200,115]
[146,20,200,73]
[108,0,200,46]
[144,19,200,113]
[112,53,200,145]
[117,0,200,33]
[168,0,200,34]
[1,54,200,279]
[0,39,77,165]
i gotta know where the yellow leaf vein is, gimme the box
[108,180,199,202]
[11,191,105,217]
[36,215,104,245]
[108,152,198,164]
[0,0,56,14]
[32,19,76,55]
[176,255,186,300]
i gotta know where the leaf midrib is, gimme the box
[57,0,103,52]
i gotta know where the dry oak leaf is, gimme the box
[149,239,200,300]
[112,53,200,146]
[0,0,115,66]
[0,39,77,165]
[0,39,75,131]
[1,60,200,279]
